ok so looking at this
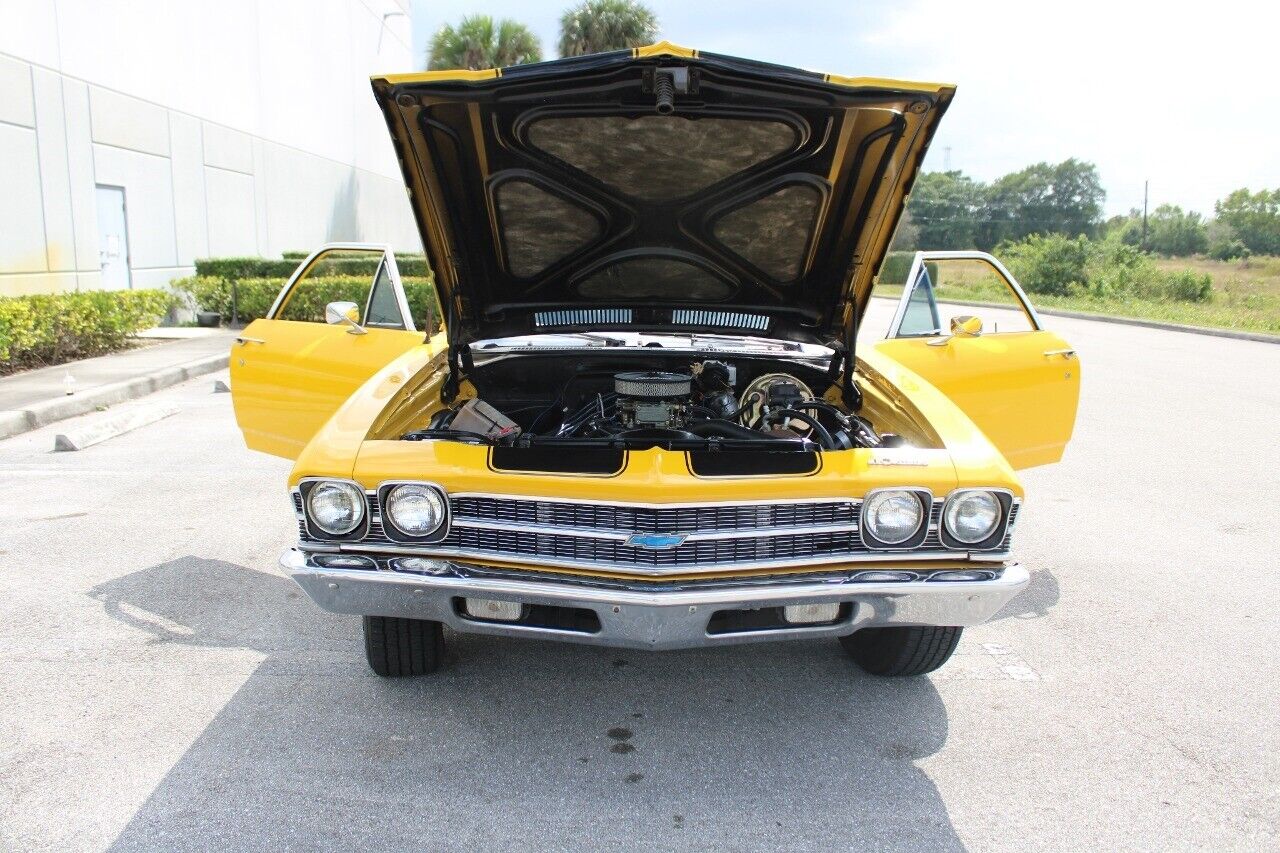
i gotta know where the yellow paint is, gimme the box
[822,73,953,93]
[230,318,424,460]
[873,331,1080,469]
[633,41,699,58]
[349,440,971,501]
[375,68,500,85]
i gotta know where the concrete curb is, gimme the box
[53,404,179,451]
[869,294,1280,344]
[0,352,228,441]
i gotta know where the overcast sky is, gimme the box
[410,0,1279,217]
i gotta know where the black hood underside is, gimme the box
[372,46,953,344]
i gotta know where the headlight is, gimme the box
[306,481,365,536]
[944,490,1002,544]
[385,484,446,537]
[863,489,924,545]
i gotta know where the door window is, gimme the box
[890,255,1038,338]
[274,247,413,330]
[364,261,408,329]
[898,266,943,337]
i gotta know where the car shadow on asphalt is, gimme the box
[992,568,1060,621]
[94,557,965,851]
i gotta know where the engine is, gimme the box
[406,358,898,452]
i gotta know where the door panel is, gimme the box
[232,320,420,458]
[875,251,1080,469]
[231,244,423,459]
[95,185,132,290]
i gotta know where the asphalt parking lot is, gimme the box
[2,310,1278,851]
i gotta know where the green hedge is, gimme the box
[174,275,442,332]
[194,254,432,279]
[175,276,279,322]
[193,257,299,279]
[0,289,176,373]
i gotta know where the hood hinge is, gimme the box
[441,297,471,404]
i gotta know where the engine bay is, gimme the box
[402,353,904,453]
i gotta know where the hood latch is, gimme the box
[643,67,695,114]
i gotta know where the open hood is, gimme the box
[372,43,954,345]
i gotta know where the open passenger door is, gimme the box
[873,251,1080,469]
[230,244,428,459]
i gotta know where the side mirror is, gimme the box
[951,315,983,337]
[325,301,367,335]
[926,315,984,347]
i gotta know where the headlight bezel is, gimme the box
[377,481,451,543]
[860,488,931,550]
[940,488,1015,551]
[298,478,369,540]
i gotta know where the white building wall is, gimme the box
[0,0,419,296]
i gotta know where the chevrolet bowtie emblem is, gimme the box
[625,533,687,549]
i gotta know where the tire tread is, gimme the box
[363,616,443,677]
[840,626,962,677]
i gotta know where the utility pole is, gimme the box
[943,146,952,171]
[1141,180,1149,249]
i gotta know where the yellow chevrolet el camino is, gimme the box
[230,43,1079,678]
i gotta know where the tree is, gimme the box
[1102,210,1143,247]
[558,0,658,57]
[1145,204,1208,256]
[1214,188,1280,255]
[980,159,1105,249]
[427,15,541,71]
[905,170,985,249]
[889,209,919,251]
[997,233,1092,296]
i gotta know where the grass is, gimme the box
[1027,255,1280,335]
[876,255,1280,336]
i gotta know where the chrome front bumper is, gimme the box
[282,548,1029,648]
[281,549,1027,650]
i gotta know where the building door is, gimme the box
[95,185,132,290]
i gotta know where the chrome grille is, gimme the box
[922,502,944,550]
[448,495,856,534]
[440,526,862,568]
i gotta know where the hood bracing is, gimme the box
[372,42,953,359]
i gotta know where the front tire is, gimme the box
[840,626,962,676]
[363,616,444,677]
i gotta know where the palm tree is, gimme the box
[427,15,542,71]
[558,0,659,57]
